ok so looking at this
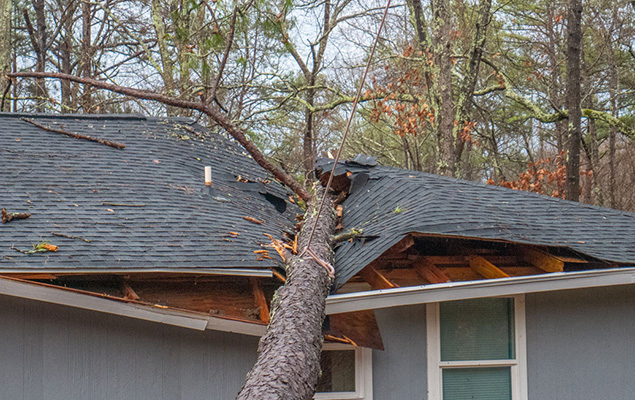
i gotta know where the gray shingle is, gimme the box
[316,158,635,290]
[1,113,298,271]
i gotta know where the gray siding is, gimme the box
[526,285,635,400]
[370,285,635,400]
[372,304,427,400]
[0,295,258,400]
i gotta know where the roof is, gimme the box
[0,113,297,273]
[317,157,635,289]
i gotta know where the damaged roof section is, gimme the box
[1,113,298,273]
[317,156,635,289]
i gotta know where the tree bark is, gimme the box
[28,0,48,111]
[151,0,178,116]
[453,0,492,177]
[59,0,76,112]
[81,0,93,112]
[237,187,337,399]
[0,0,11,112]
[607,4,619,209]
[430,0,455,176]
[565,0,582,201]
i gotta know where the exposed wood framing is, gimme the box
[384,235,415,255]
[328,310,384,350]
[121,280,140,301]
[359,263,399,290]
[414,258,451,284]
[271,269,287,283]
[250,278,270,324]
[522,247,565,273]
[468,255,510,279]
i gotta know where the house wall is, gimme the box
[370,285,635,400]
[525,285,635,400]
[372,304,427,400]
[0,295,259,400]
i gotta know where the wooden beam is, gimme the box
[359,264,398,290]
[121,280,140,301]
[250,278,270,324]
[468,255,510,279]
[414,258,451,284]
[386,235,415,255]
[522,248,565,273]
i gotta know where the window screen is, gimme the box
[316,349,356,392]
[442,367,512,400]
[440,298,515,361]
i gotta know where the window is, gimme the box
[427,296,527,400]
[314,344,373,400]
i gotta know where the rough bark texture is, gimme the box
[236,187,337,400]
[81,0,93,113]
[565,0,582,201]
[430,0,455,176]
[0,0,11,112]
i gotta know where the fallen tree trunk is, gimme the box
[237,187,337,400]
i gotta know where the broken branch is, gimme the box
[2,208,31,224]
[21,118,126,149]
[332,228,363,244]
[51,232,91,243]
[101,202,146,207]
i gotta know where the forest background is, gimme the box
[1,0,634,210]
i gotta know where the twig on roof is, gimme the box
[101,202,146,207]
[51,232,92,243]
[21,118,126,149]
[2,208,31,224]
[332,228,363,244]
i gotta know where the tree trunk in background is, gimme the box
[237,188,337,400]
[151,0,178,116]
[607,5,618,209]
[60,0,76,112]
[81,0,93,112]
[453,0,492,178]
[32,0,48,112]
[0,0,11,112]
[430,0,455,176]
[545,2,565,153]
[565,0,582,201]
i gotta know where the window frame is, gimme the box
[314,343,373,400]
[426,295,528,400]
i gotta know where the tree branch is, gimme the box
[8,71,311,201]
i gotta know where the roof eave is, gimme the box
[326,266,635,314]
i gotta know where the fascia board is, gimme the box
[325,267,635,315]
[0,277,265,336]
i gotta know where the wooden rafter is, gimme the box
[250,278,270,324]
[385,235,415,255]
[522,247,565,273]
[414,258,451,284]
[121,280,141,301]
[468,255,510,279]
[359,263,399,290]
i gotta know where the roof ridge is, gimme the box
[0,112,148,120]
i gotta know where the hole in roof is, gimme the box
[260,192,287,214]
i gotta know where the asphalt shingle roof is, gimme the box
[317,157,635,289]
[1,113,297,272]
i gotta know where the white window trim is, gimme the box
[314,343,373,400]
[426,295,527,400]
